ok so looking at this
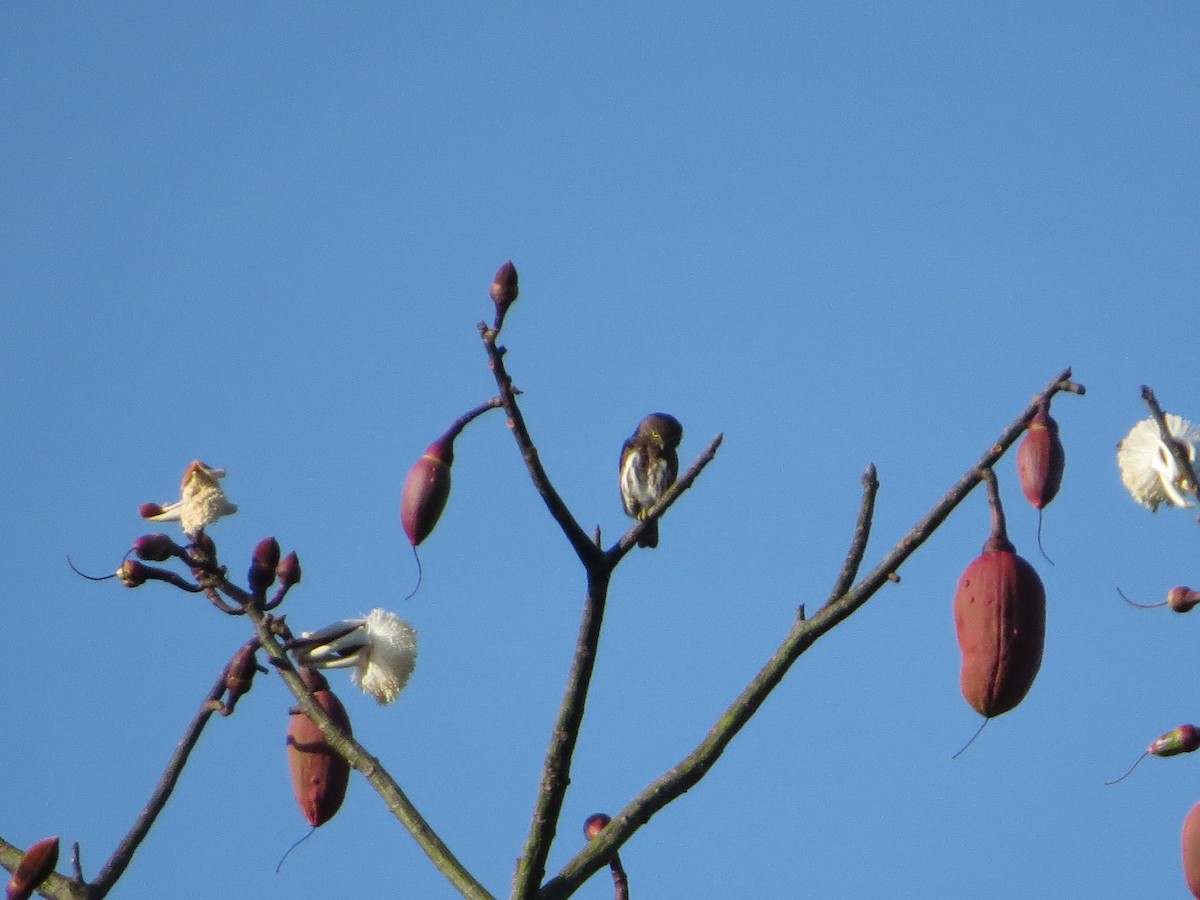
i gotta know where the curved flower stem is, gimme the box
[536,367,1084,900]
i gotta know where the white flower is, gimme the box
[144,460,238,535]
[292,609,417,705]
[1117,415,1200,511]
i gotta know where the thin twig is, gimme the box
[536,367,1084,900]
[89,654,235,896]
[479,323,601,568]
[824,464,879,607]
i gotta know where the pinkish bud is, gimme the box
[401,437,454,546]
[117,559,151,587]
[583,813,611,841]
[132,533,180,562]
[277,551,302,590]
[287,686,353,827]
[1017,403,1065,510]
[222,642,262,711]
[139,502,165,519]
[1151,724,1200,758]
[490,260,519,309]
[1169,587,1200,613]
[6,835,59,900]
[248,537,281,595]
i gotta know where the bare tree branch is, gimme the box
[536,367,1085,900]
[479,323,602,569]
[824,463,880,608]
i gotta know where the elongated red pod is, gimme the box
[400,438,454,546]
[1183,801,1200,897]
[954,542,1046,718]
[1017,404,1065,510]
[287,688,352,827]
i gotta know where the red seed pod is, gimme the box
[954,478,1046,718]
[6,835,59,900]
[138,502,165,519]
[287,684,353,827]
[1017,402,1065,510]
[1184,801,1200,898]
[584,813,611,841]
[248,537,281,596]
[400,436,454,547]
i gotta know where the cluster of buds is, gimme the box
[247,537,302,610]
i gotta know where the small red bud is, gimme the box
[583,813,611,841]
[248,537,281,595]
[117,559,151,587]
[6,835,59,900]
[191,531,216,556]
[490,260,519,309]
[132,533,180,562]
[139,502,165,519]
[1151,725,1200,758]
[277,551,302,589]
[1169,587,1200,613]
[401,438,454,546]
[287,686,352,827]
[221,642,262,713]
[1017,403,1065,510]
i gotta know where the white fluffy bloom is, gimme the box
[293,609,417,705]
[1117,415,1200,511]
[144,460,238,535]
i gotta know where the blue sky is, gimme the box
[2,4,1199,898]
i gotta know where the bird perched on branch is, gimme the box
[619,413,683,548]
